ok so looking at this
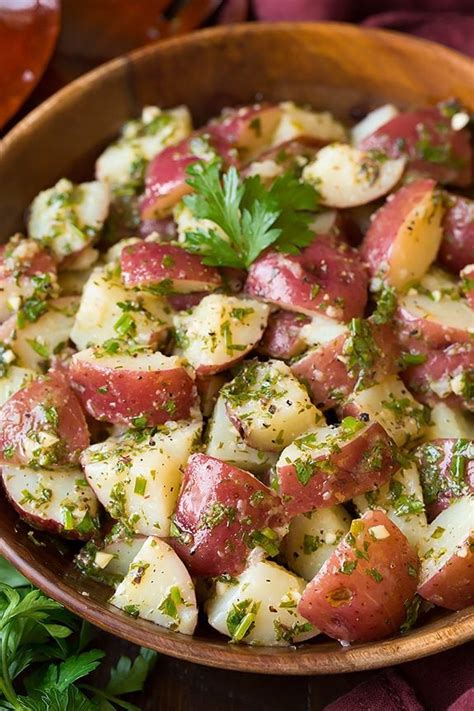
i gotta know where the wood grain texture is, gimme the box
[0,22,473,674]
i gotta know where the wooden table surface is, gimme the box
[3,15,472,710]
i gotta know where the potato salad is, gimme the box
[0,99,473,646]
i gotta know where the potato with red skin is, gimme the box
[69,348,198,426]
[242,138,321,181]
[2,464,99,541]
[258,311,310,360]
[439,196,474,273]
[167,292,207,312]
[208,104,282,159]
[245,234,368,322]
[415,439,474,520]
[140,130,237,218]
[298,510,420,644]
[120,241,221,294]
[360,179,444,290]
[396,270,474,350]
[359,107,472,186]
[170,453,287,577]
[275,419,399,517]
[418,496,474,610]
[0,238,57,321]
[0,371,89,467]
[291,320,400,411]
[403,343,474,412]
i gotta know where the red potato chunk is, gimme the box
[291,319,400,411]
[439,196,474,273]
[242,139,321,182]
[0,371,89,467]
[403,343,474,412]
[170,453,287,577]
[2,464,99,541]
[173,294,269,375]
[396,270,474,350]
[140,130,237,219]
[208,104,282,159]
[245,234,368,322]
[298,510,420,644]
[258,311,310,360]
[69,348,198,427]
[359,106,472,187]
[120,241,222,294]
[360,179,444,290]
[415,439,474,520]
[275,419,399,517]
[0,238,58,322]
[418,496,474,610]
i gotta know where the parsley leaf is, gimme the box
[181,161,318,269]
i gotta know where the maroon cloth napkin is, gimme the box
[216,2,474,709]
[219,1,474,56]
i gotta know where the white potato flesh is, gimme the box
[425,403,474,440]
[0,365,37,407]
[71,267,171,350]
[282,506,351,581]
[222,360,323,452]
[399,271,474,336]
[94,536,146,581]
[28,179,110,259]
[272,102,346,145]
[277,424,345,469]
[7,297,78,371]
[173,203,227,245]
[82,421,202,537]
[111,536,198,635]
[205,395,277,474]
[351,104,399,146]
[347,374,428,447]
[299,314,348,347]
[353,462,428,550]
[2,465,98,534]
[418,496,474,587]
[72,348,192,377]
[382,190,444,290]
[302,144,406,208]
[206,560,319,646]
[96,106,192,188]
[173,295,269,372]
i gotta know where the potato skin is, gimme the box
[414,439,474,520]
[298,510,420,643]
[439,196,474,273]
[360,178,438,282]
[171,454,286,577]
[276,422,399,516]
[208,103,281,155]
[258,311,310,360]
[0,371,89,467]
[120,242,221,293]
[291,321,399,411]
[418,542,474,611]
[402,343,474,412]
[140,130,237,218]
[245,234,368,322]
[359,107,472,186]
[69,353,198,426]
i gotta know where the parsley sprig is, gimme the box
[181,161,319,269]
[0,557,156,710]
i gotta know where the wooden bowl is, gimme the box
[0,22,473,674]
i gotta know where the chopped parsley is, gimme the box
[180,161,319,269]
